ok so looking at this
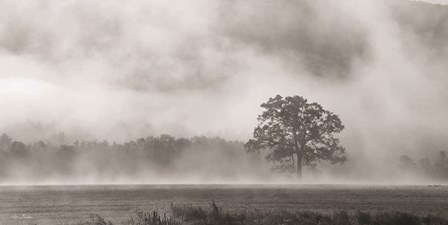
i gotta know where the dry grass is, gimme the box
[76,203,448,225]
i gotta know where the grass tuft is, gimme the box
[76,203,448,225]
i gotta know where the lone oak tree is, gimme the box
[245,95,346,179]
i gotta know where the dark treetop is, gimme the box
[245,95,346,178]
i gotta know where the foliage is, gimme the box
[77,214,113,225]
[124,210,181,225]
[400,151,448,180]
[76,203,448,225]
[0,133,262,181]
[399,155,417,171]
[246,95,346,177]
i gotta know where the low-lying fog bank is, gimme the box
[0,133,447,185]
[1,0,448,185]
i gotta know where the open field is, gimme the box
[0,185,447,225]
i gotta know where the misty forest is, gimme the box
[1,0,448,224]
[1,98,447,184]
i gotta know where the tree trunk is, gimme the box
[296,152,302,179]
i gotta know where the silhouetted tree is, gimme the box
[399,155,417,171]
[419,157,432,176]
[435,151,448,179]
[0,133,11,149]
[9,141,28,158]
[246,95,346,179]
[0,133,262,181]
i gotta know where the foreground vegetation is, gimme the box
[77,203,448,225]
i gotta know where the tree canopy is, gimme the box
[0,134,266,181]
[245,95,347,178]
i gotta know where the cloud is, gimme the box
[0,0,448,181]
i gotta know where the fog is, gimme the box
[0,0,448,184]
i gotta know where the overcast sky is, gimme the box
[0,0,448,179]
[417,0,448,4]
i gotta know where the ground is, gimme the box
[0,185,447,225]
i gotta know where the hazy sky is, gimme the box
[1,0,448,180]
[417,0,448,4]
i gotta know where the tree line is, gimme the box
[0,94,348,181]
[399,152,448,181]
[0,133,265,182]
[2,94,446,182]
